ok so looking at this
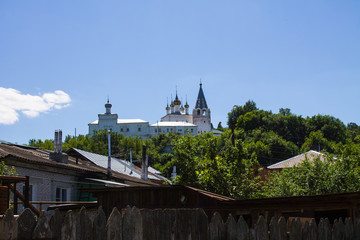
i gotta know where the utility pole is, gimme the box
[107,129,112,178]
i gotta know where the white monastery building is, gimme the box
[88,83,212,138]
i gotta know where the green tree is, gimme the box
[0,161,17,176]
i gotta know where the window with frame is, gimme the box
[56,187,68,202]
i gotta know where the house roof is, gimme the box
[267,150,325,170]
[67,148,166,182]
[0,143,155,186]
[150,121,196,127]
[89,119,148,125]
[195,83,208,109]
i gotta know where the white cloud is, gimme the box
[0,87,71,125]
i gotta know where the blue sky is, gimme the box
[1,1,359,144]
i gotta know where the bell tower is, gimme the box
[192,83,211,133]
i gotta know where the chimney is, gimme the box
[50,129,68,164]
[58,130,62,153]
[171,166,177,179]
[54,130,58,153]
[141,145,148,181]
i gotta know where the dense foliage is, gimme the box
[28,100,360,199]
[0,161,17,176]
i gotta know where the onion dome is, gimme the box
[173,94,181,105]
[184,101,189,108]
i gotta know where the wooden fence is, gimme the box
[1,206,360,240]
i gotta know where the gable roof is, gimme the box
[267,150,325,170]
[0,143,155,186]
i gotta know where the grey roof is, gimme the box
[267,150,325,170]
[195,83,208,109]
[70,148,162,181]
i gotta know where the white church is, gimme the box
[88,83,212,138]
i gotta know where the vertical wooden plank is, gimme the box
[196,208,209,240]
[209,212,226,240]
[318,218,331,240]
[122,206,143,240]
[307,219,317,240]
[226,214,240,240]
[13,183,17,215]
[93,206,106,240]
[302,221,309,240]
[278,217,287,240]
[61,210,77,240]
[50,208,63,240]
[32,210,52,239]
[106,207,122,240]
[255,215,269,240]
[174,209,196,240]
[24,176,29,209]
[289,218,302,240]
[354,217,360,240]
[344,217,354,240]
[163,209,177,240]
[140,209,156,240]
[0,209,18,240]
[17,208,36,240]
[332,218,345,240]
[269,217,279,240]
[238,216,250,240]
[79,206,93,240]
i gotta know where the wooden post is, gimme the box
[13,183,18,214]
[24,176,29,208]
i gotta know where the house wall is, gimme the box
[161,114,193,123]
[149,125,197,136]
[14,166,77,202]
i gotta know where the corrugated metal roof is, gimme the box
[70,148,163,181]
[267,150,325,170]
